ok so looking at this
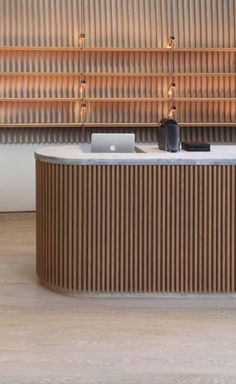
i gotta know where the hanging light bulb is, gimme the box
[79,33,85,48]
[80,79,86,94]
[81,103,86,112]
[80,103,87,125]
[168,105,176,118]
[168,82,176,96]
[80,103,87,122]
[167,36,175,48]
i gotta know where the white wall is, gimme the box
[0,144,50,212]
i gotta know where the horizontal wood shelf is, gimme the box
[85,97,236,102]
[0,46,235,52]
[0,72,235,77]
[1,46,235,134]
[0,97,235,102]
[0,98,77,102]
[0,122,235,128]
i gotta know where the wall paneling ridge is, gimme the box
[0,0,235,142]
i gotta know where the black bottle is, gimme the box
[157,118,180,153]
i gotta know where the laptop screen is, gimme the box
[91,133,135,153]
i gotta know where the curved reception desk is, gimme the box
[35,145,236,295]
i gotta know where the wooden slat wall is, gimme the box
[36,161,236,293]
[2,74,236,98]
[1,126,236,144]
[0,50,235,126]
[0,0,235,142]
[1,51,235,73]
[1,0,235,48]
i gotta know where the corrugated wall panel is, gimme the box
[1,126,236,144]
[36,161,236,293]
[0,51,82,72]
[0,0,82,47]
[1,51,235,74]
[0,101,75,123]
[0,99,235,125]
[0,0,235,142]
[84,0,236,48]
[0,0,235,48]
[3,74,235,98]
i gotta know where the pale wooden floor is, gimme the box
[1,213,236,384]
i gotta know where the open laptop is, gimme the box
[91,133,135,153]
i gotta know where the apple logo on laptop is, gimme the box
[110,145,116,152]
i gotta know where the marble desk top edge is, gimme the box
[35,144,236,166]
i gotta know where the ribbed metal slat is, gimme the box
[0,0,235,48]
[36,161,236,293]
[0,0,235,142]
[1,51,235,74]
[1,126,236,144]
[2,75,235,98]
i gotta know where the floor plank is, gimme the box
[1,213,236,383]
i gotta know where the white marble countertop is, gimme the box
[35,144,236,165]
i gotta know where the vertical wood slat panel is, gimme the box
[36,161,236,294]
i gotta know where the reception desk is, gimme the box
[35,145,236,295]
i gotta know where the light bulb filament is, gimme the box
[167,36,175,48]
[80,103,87,123]
[79,33,85,47]
[168,82,176,96]
[168,105,176,118]
[80,80,86,94]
